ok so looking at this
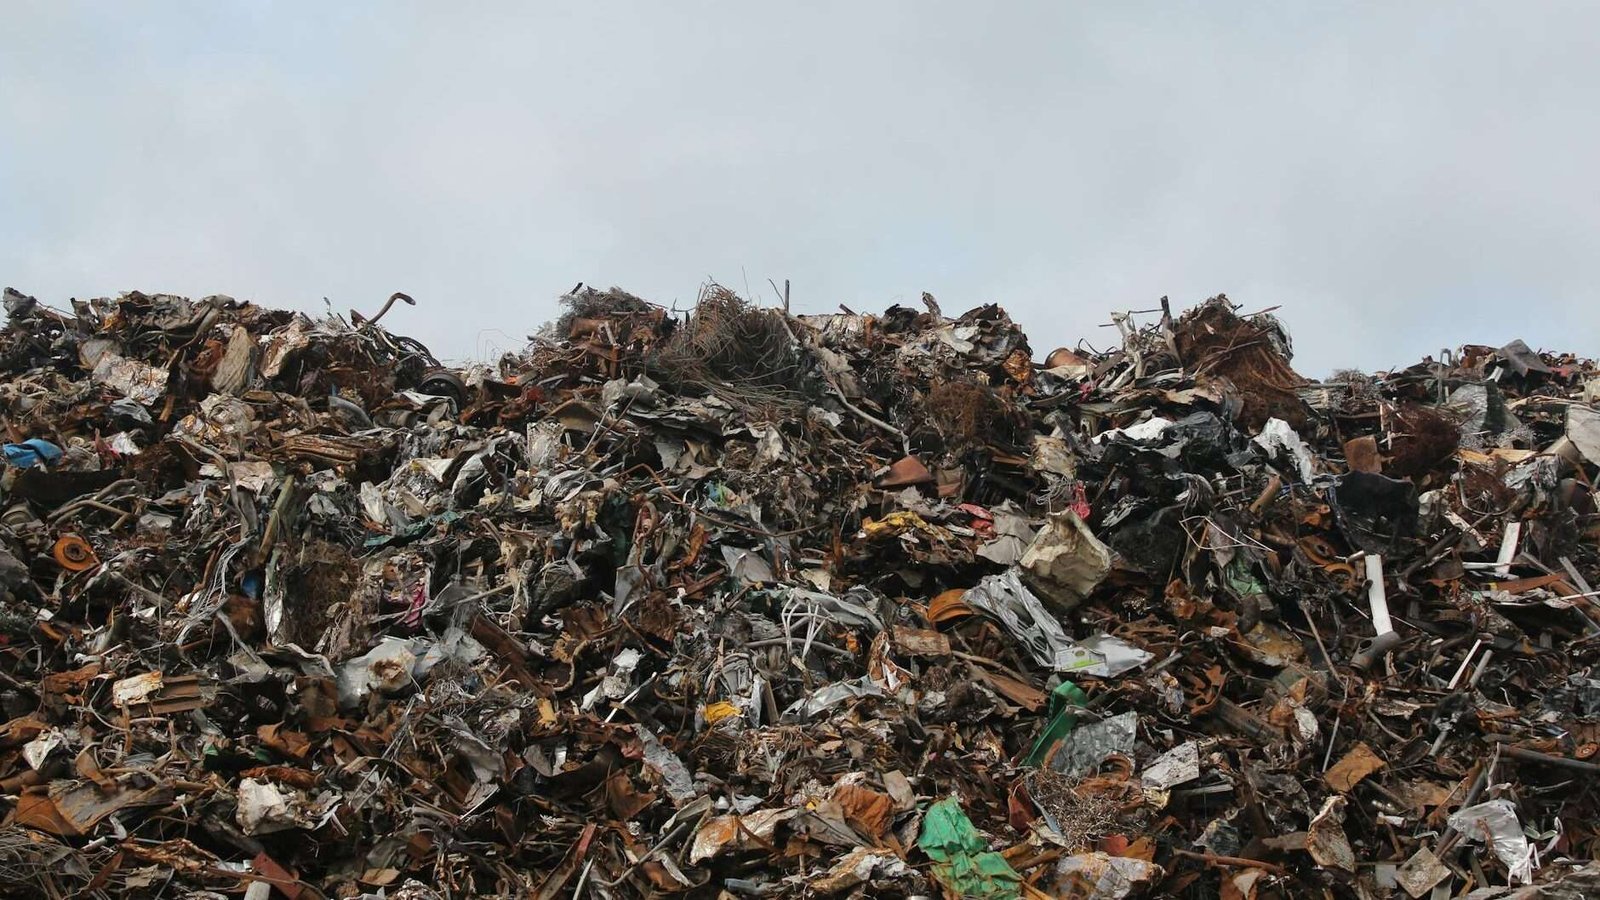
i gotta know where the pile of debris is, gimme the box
[0,281,1597,899]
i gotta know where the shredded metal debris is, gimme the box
[0,283,1597,898]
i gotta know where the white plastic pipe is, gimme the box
[1366,553,1392,635]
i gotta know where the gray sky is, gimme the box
[3,2,1598,376]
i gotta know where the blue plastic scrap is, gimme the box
[2,438,63,468]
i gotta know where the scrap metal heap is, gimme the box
[0,283,1597,898]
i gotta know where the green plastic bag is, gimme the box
[918,796,1023,900]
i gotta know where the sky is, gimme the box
[3,2,1598,376]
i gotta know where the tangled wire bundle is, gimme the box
[1175,295,1308,431]
[922,377,1029,454]
[552,286,658,339]
[0,827,98,897]
[650,285,817,403]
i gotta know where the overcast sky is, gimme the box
[3,3,1597,376]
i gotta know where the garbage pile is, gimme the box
[0,282,1598,899]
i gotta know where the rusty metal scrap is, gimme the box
[0,285,1596,897]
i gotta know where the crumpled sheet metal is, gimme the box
[90,351,169,404]
[960,570,1149,675]
[1450,799,1536,884]
[1056,852,1164,900]
[1461,863,1600,899]
[1019,507,1111,609]
[1044,710,1138,777]
[633,724,697,805]
[1564,403,1600,466]
[1140,741,1201,792]
[1253,416,1320,483]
